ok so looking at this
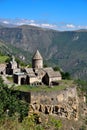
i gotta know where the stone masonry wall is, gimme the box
[29,87,79,120]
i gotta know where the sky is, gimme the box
[0,0,87,30]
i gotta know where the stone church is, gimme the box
[6,56,20,75]
[13,50,62,86]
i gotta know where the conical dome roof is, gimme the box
[33,50,43,60]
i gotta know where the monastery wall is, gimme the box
[29,87,79,120]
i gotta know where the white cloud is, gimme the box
[1,18,87,31]
[2,21,9,24]
[66,24,75,28]
[29,23,40,26]
[41,23,57,29]
[77,25,87,29]
[29,23,58,29]
[29,20,35,23]
[16,22,26,25]
[15,19,58,29]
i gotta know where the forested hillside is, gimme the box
[0,25,87,79]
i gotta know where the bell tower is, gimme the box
[32,50,43,69]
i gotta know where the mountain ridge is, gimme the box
[0,25,87,79]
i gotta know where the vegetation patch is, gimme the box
[14,85,66,92]
[14,80,74,92]
[0,55,9,63]
[0,76,29,122]
[74,79,87,104]
[6,76,13,82]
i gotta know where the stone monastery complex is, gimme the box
[0,50,79,121]
[6,50,62,86]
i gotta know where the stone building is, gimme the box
[42,68,61,85]
[6,56,20,75]
[0,64,6,74]
[24,68,39,85]
[32,50,43,69]
[13,50,62,85]
[13,72,26,85]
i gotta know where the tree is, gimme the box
[53,66,60,71]
[0,76,28,120]
[79,125,86,130]
[61,72,71,80]
[44,64,48,68]
[5,57,11,63]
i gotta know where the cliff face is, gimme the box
[29,87,79,120]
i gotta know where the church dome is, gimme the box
[32,50,43,69]
[33,50,43,60]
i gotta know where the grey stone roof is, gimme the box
[27,73,36,77]
[43,67,54,72]
[25,68,36,77]
[46,71,61,78]
[25,68,34,73]
[32,50,43,60]
[43,67,61,78]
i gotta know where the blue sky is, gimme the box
[0,0,87,30]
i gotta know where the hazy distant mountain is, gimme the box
[0,24,87,79]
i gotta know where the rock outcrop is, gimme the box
[29,87,79,120]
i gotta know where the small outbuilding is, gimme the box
[24,68,38,85]
[42,68,62,86]
[6,56,20,75]
[13,72,26,85]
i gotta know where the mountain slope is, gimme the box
[0,25,87,79]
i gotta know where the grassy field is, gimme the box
[0,55,9,63]
[14,80,74,92]
[6,76,13,82]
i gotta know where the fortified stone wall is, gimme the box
[29,87,79,120]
